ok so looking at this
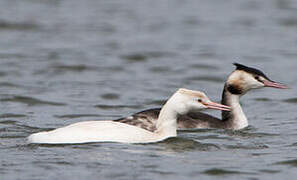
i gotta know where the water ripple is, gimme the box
[258,169,281,174]
[146,99,166,106]
[51,64,98,72]
[189,64,219,70]
[95,104,142,110]
[149,66,171,73]
[279,17,297,27]
[186,76,225,83]
[0,82,21,88]
[54,114,104,119]
[224,143,269,150]
[254,98,273,102]
[283,98,297,104]
[203,168,244,176]
[101,93,120,100]
[0,96,66,106]
[0,114,26,119]
[0,20,40,31]
[157,137,220,152]
[0,120,18,125]
[274,159,297,167]
[219,128,280,138]
[120,51,176,62]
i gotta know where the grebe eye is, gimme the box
[198,99,202,103]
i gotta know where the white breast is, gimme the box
[28,121,164,144]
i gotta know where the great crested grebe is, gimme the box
[28,89,230,144]
[115,63,288,131]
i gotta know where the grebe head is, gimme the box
[225,63,288,95]
[174,88,231,114]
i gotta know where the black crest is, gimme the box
[233,63,272,81]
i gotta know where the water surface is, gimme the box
[1,0,297,179]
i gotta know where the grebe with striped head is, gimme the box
[28,89,230,144]
[115,63,288,131]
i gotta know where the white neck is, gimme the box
[155,94,180,138]
[229,94,248,129]
[222,89,248,130]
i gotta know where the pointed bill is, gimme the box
[263,80,289,89]
[203,101,231,111]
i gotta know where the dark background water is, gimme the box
[1,0,297,179]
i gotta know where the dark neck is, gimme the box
[221,84,248,129]
[221,86,231,121]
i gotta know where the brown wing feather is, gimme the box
[114,108,224,132]
[114,108,161,132]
